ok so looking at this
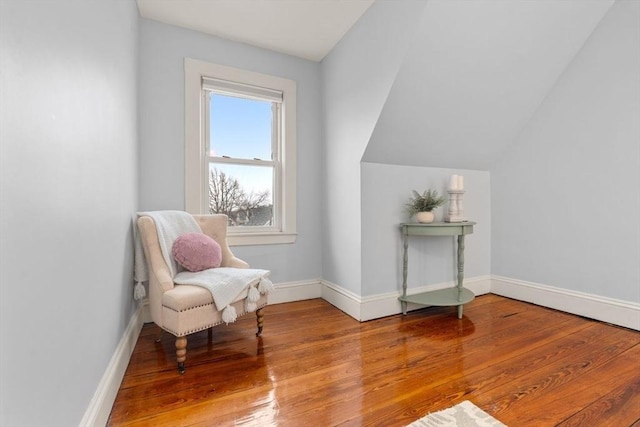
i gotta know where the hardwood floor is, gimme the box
[108,295,640,426]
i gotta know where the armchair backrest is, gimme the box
[193,215,236,267]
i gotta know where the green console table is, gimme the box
[399,222,476,319]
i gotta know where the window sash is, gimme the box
[204,90,281,163]
[206,163,277,231]
[202,87,282,232]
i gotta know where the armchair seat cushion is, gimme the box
[162,284,248,312]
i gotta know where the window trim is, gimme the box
[185,58,297,245]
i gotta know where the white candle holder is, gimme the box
[445,190,467,223]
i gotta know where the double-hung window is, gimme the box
[185,58,296,245]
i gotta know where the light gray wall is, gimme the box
[138,19,322,282]
[0,0,139,425]
[363,0,613,170]
[491,0,640,302]
[361,163,491,296]
[320,0,427,294]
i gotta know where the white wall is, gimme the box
[138,19,323,282]
[361,163,491,296]
[0,0,139,425]
[363,0,613,170]
[491,0,640,302]
[321,0,427,294]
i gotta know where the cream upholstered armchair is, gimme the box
[137,214,267,374]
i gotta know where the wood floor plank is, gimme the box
[514,344,640,426]
[556,373,640,427]
[471,327,640,426]
[354,315,595,426]
[108,296,640,426]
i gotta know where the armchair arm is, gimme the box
[137,216,178,326]
[152,265,174,291]
[226,257,249,269]
[137,216,175,293]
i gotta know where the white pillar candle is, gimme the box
[457,175,464,190]
[449,174,458,190]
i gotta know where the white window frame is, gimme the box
[185,58,297,245]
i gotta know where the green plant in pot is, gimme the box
[406,189,446,223]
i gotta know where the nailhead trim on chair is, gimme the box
[163,302,215,313]
[162,302,267,337]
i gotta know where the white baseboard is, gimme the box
[321,280,363,320]
[316,275,640,330]
[141,298,152,323]
[491,276,640,331]
[321,276,492,321]
[269,279,322,304]
[79,302,145,427]
[137,277,638,329]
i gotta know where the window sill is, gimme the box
[228,232,297,246]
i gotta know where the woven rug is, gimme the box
[406,401,506,427]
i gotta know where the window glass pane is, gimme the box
[209,93,273,160]
[208,163,274,227]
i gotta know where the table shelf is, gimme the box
[399,287,475,307]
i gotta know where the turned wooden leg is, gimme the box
[208,327,213,341]
[155,328,164,343]
[256,308,264,337]
[175,336,187,374]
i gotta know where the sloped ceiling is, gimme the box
[136,0,374,62]
[362,0,614,170]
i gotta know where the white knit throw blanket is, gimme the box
[133,211,201,300]
[135,211,201,278]
[174,267,273,322]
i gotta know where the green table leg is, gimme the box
[401,227,408,315]
[457,234,465,319]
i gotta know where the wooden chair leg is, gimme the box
[256,308,264,337]
[175,336,187,374]
[155,328,164,343]
[208,327,213,341]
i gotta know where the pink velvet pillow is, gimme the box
[172,232,222,272]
